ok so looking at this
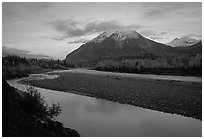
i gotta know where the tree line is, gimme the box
[2,55,75,79]
[95,53,202,76]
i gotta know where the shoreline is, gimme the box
[94,68,202,77]
[60,68,202,83]
[15,81,203,122]
[19,71,202,120]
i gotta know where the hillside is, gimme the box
[174,41,202,55]
[65,30,175,66]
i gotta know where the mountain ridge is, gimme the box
[167,34,201,47]
[89,30,140,44]
[65,30,202,67]
[65,30,173,66]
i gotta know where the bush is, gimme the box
[48,103,61,119]
[19,86,61,120]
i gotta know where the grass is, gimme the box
[21,72,202,120]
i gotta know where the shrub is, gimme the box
[48,103,61,119]
[19,86,61,120]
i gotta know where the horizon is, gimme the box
[2,2,202,59]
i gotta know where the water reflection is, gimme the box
[83,99,121,114]
[7,78,202,137]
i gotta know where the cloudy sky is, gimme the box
[2,2,202,59]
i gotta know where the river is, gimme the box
[7,71,202,137]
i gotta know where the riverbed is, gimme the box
[7,72,202,137]
[49,68,202,82]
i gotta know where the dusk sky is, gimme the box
[2,2,202,59]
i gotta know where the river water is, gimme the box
[7,72,202,137]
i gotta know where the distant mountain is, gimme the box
[65,30,175,66]
[167,34,201,47]
[2,46,52,59]
[174,41,202,55]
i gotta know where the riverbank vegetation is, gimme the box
[2,55,75,79]
[2,79,80,137]
[21,72,202,120]
[95,53,202,76]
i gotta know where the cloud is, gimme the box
[3,2,53,23]
[139,29,169,41]
[159,32,168,35]
[50,36,68,41]
[67,39,90,44]
[3,46,30,54]
[144,3,201,20]
[3,2,52,12]
[184,34,202,40]
[2,4,23,22]
[84,21,122,34]
[20,2,53,11]
[150,36,166,40]
[49,19,141,40]
[2,46,50,59]
[20,32,61,40]
[144,9,171,19]
[139,29,156,37]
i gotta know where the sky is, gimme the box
[2,2,202,59]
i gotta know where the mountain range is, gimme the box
[65,30,202,66]
[167,34,201,47]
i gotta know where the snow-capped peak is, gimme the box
[89,31,113,43]
[89,30,140,43]
[167,34,201,47]
[110,30,139,41]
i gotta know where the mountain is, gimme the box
[174,41,202,55]
[65,30,175,66]
[167,34,201,47]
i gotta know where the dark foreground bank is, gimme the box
[21,72,202,120]
[2,79,80,137]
